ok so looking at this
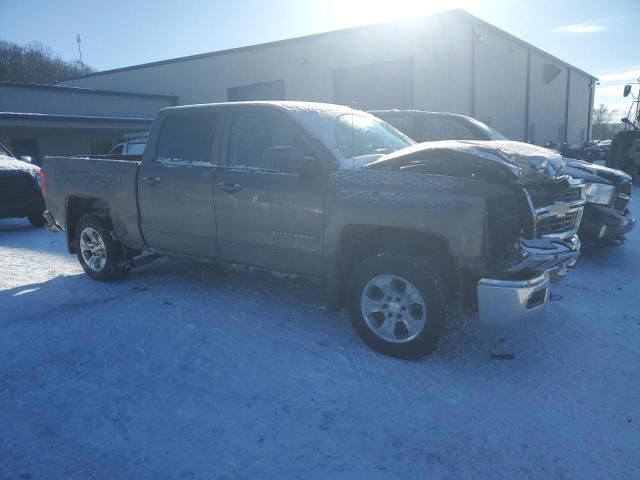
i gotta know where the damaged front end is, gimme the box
[365,140,586,327]
[479,178,585,327]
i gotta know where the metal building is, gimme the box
[60,9,596,145]
[0,82,176,164]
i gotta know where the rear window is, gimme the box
[418,115,487,142]
[155,112,219,163]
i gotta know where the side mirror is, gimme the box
[622,117,629,124]
[19,156,32,163]
[262,146,319,176]
[623,85,632,97]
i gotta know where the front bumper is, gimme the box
[477,274,550,327]
[579,204,636,242]
[477,235,580,327]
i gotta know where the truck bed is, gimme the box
[42,155,145,250]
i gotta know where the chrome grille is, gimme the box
[537,211,580,236]
[528,179,585,240]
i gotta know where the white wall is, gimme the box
[567,72,593,143]
[528,52,568,144]
[473,26,528,141]
[61,14,594,145]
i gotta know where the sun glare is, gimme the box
[329,0,473,28]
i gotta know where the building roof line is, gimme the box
[454,10,597,81]
[60,9,596,83]
[0,81,179,101]
[0,112,154,123]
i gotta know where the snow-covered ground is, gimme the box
[1,195,639,480]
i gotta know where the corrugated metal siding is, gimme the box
[60,18,473,114]
[413,17,472,115]
[0,86,171,118]
[567,72,592,143]
[59,15,594,145]
[61,21,427,107]
[528,52,568,145]
[473,26,528,141]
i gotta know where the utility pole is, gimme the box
[76,34,84,67]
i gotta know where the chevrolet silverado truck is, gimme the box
[41,102,583,359]
[373,109,635,244]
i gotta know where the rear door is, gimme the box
[214,107,326,275]
[138,110,221,258]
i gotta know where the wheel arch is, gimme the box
[326,224,456,311]
[65,196,111,253]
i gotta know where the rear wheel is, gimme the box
[347,254,448,359]
[27,213,45,228]
[76,215,130,281]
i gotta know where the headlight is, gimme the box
[584,183,615,205]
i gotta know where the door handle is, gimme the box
[217,182,242,193]
[141,176,161,186]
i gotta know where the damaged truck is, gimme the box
[373,109,635,245]
[40,102,584,358]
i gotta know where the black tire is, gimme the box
[75,215,130,281]
[347,254,448,359]
[27,213,46,228]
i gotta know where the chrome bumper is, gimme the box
[477,235,580,327]
[478,274,550,327]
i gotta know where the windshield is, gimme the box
[335,113,413,160]
[417,114,508,142]
[466,117,509,141]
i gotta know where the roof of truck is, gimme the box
[371,109,475,120]
[161,100,355,114]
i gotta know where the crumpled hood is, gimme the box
[365,140,565,183]
[562,157,631,186]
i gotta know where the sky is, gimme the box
[1,0,639,115]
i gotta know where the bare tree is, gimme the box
[592,104,616,127]
[0,40,94,84]
[592,104,623,140]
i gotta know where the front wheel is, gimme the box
[76,215,130,281]
[347,254,448,359]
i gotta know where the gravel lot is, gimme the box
[1,192,639,479]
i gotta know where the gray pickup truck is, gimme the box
[42,101,584,358]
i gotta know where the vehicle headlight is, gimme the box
[584,183,615,205]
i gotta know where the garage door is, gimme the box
[332,57,415,110]
[227,80,286,102]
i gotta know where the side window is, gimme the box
[156,111,219,164]
[228,111,305,170]
[383,115,416,139]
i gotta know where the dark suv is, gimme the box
[0,142,46,227]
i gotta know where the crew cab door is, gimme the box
[138,110,221,257]
[214,108,326,275]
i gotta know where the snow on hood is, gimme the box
[562,158,631,185]
[0,154,40,176]
[365,140,566,182]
